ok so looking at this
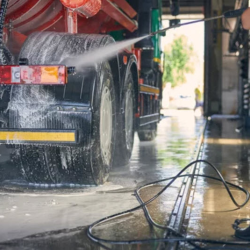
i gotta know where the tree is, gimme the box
[163,35,195,88]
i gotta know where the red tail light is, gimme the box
[1,67,12,82]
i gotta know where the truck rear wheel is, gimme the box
[18,145,63,184]
[10,32,117,185]
[114,72,135,166]
[138,123,157,141]
[91,62,116,184]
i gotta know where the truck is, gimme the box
[0,0,164,185]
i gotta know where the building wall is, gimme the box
[221,24,239,114]
[204,0,239,115]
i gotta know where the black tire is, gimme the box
[18,145,63,184]
[59,62,117,185]
[10,32,117,185]
[114,72,135,166]
[138,123,157,141]
[90,62,117,184]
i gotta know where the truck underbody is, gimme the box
[0,0,163,185]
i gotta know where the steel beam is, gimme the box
[102,0,138,32]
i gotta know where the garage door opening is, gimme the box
[161,18,205,118]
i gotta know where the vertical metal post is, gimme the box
[65,8,78,34]
[247,0,250,121]
[204,0,211,116]
[204,0,223,116]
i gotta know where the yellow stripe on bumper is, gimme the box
[0,131,76,143]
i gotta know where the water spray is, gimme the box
[67,7,247,70]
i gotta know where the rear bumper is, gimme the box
[6,105,92,146]
[0,129,77,145]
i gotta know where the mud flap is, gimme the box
[7,107,92,147]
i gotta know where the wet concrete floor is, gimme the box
[183,117,250,249]
[0,110,205,249]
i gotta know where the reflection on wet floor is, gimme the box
[0,110,205,249]
[111,110,205,188]
[184,117,250,249]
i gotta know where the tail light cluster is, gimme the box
[0,65,67,85]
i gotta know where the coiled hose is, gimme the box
[87,160,250,250]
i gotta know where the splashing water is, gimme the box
[62,15,228,70]
[64,36,148,70]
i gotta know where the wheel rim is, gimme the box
[125,88,133,150]
[100,84,113,166]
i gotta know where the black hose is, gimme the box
[87,159,250,249]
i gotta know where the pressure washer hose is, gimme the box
[69,7,248,70]
[87,159,250,250]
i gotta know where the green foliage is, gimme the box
[163,35,195,88]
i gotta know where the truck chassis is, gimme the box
[0,0,163,185]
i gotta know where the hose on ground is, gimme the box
[87,159,250,250]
